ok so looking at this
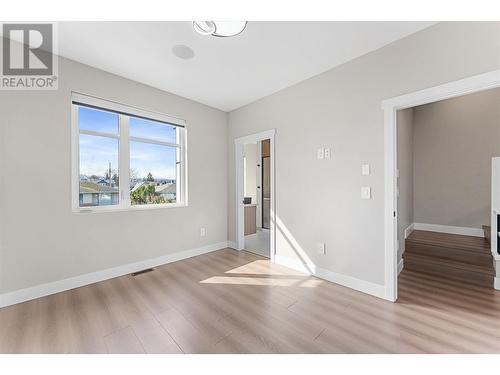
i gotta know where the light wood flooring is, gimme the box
[1,248,500,353]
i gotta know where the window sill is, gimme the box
[73,202,188,214]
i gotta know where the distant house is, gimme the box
[79,181,119,206]
[96,179,110,186]
[155,183,176,201]
[130,181,176,201]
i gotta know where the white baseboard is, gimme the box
[413,223,484,238]
[274,255,386,300]
[404,223,415,239]
[0,241,229,308]
[495,277,500,291]
[227,241,238,250]
[398,224,415,255]
[397,259,404,275]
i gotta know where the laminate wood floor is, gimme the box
[1,248,500,353]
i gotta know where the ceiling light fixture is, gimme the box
[193,21,247,38]
[193,21,216,36]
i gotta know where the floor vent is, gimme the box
[131,268,154,277]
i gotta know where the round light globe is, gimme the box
[193,21,247,38]
[193,21,216,36]
[212,21,247,37]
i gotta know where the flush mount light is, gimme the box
[193,21,247,37]
[193,21,216,36]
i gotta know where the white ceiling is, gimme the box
[58,22,435,112]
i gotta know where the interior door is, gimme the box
[262,156,270,229]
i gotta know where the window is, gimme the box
[72,93,187,212]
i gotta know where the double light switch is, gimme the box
[317,148,331,160]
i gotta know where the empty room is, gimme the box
[1,2,500,373]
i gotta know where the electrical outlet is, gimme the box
[324,148,331,159]
[200,227,206,237]
[317,243,326,255]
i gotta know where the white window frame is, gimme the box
[71,92,188,213]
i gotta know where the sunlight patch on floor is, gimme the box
[224,260,274,275]
[297,279,324,288]
[225,260,307,277]
[200,276,299,287]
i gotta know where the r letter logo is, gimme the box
[1,23,58,90]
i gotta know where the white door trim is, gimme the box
[235,129,276,262]
[382,69,500,302]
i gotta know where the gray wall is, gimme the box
[413,87,500,228]
[397,108,414,261]
[227,22,500,286]
[1,22,499,296]
[0,54,228,294]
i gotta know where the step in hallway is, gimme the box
[403,230,495,288]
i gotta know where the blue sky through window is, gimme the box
[79,134,119,177]
[79,106,178,181]
[79,106,118,134]
[130,117,177,143]
[130,141,177,180]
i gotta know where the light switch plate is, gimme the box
[324,148,331,159]
[317,243,326,255]
[361,186,371,199]
[200,227,206,237]
[361,164,370,176]
[317,148,324,159]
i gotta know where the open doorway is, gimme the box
[383,70,500,302]
[396,87,499,291]
[242,140,270,257]
[235,130,275,261]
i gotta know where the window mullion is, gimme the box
[129,136,180,148]
[79,129,120,139]
[119,115,131,208]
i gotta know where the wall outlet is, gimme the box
[324,148,331,159]
[200,227,206,237]
[317,148,324,160]
[317,243,326,255]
